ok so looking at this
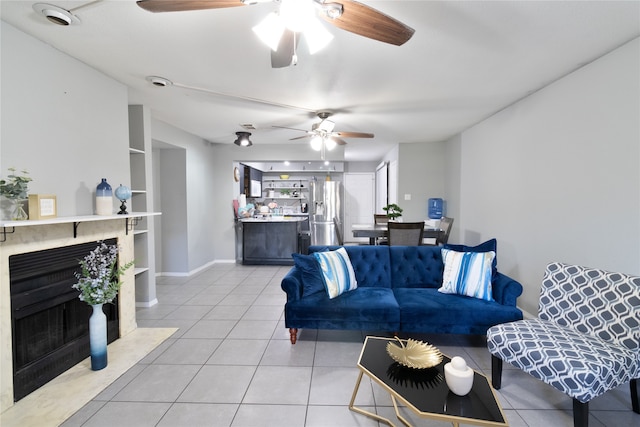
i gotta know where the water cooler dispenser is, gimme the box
[428,198,444,219]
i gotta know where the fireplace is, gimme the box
[10,239,120,401]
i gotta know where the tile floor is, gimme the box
[61,263,637,427]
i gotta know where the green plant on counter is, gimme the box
[280,189,291,196]
[0,167,32,200]
[383,203,403,220]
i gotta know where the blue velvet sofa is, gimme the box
[281,244,523,344]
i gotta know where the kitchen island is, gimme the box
[238,216,308,265]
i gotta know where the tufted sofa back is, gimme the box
[308,245,444,289]
[389,246,444,288]
[540,262,640,351]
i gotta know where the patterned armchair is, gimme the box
[487,262,640,427]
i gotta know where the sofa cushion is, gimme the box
[439,249,495,301]
[389,246,444,289]
[291,253,324,297]
[445,238,498,281]
[394,288,522,334]
[285,287,400,330]
[314,248,358,298]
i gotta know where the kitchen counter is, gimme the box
[237,216,309,265]
[239,216,307,222]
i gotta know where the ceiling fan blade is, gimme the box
[332,137,348,146]
[290,135,312,141]
[271,29,300,68]
[322,0,414,46]
[137,0,244,13]
[334,131,374,138]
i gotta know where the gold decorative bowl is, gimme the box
[386,337,443,369]
[279,174,290,180]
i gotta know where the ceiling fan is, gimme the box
[136,0,415,67]
[274,111,374,155]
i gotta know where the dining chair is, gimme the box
[436,217,454,245]
[374,214,389,245]
[387,222,424,246]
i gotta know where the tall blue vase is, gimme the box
[89,303,108,371]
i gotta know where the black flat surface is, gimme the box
[358,336,506,424]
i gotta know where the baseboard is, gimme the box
[135,298,158,308]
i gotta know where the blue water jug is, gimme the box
[428,198,443,219]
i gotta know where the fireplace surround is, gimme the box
[0,217,137,413]
[10,239,120,401]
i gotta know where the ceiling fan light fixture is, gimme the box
[252,12,285,51]
[317,118,335,132]
[324,138,337,151]
[310,136,323,151]
[323,3,343,19]
[279,0,314,33]
[304,18,334,54]
[234,132,253,147]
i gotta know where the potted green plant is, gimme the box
[0,168,32,220]
[383,203,403,221]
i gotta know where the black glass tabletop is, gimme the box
[357,336,506,425]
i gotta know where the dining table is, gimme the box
[351,223,441,245]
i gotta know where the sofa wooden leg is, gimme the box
[491,355,502,390]
[289,328,298,344]
[573,399,588,427]
[631,378,639,414]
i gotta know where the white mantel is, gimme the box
[0,214,154,413]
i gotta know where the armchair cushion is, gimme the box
[487,318,640,403]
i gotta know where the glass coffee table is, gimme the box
[350,336,508,427]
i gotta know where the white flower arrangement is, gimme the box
[72,241,134,305]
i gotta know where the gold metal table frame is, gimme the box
[349,336,509,427]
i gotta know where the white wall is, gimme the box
[453,38,640,315]
[1,22,130,215]
[397,141,447,222]
[149,119,217,273]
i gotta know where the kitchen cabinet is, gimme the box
[239,218,306,265]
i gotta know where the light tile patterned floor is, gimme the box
[59,263,637,427]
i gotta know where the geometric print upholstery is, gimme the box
[487,262,640,403]
[487,318,640,402]
[539,262,640,351]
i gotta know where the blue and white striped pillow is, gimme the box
[313,248,358,299]
[439,249,495,301]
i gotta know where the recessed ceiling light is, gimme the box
[145,76,173,87]
[33,3,80,26]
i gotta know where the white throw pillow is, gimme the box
[439,249,495,301]
[313,248,358,299]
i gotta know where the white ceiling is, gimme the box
[2,1,639,161]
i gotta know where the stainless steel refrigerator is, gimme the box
[309,180,343,246]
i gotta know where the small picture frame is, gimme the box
[28,194,57,220]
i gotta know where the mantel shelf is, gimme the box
[1,212,161,242]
